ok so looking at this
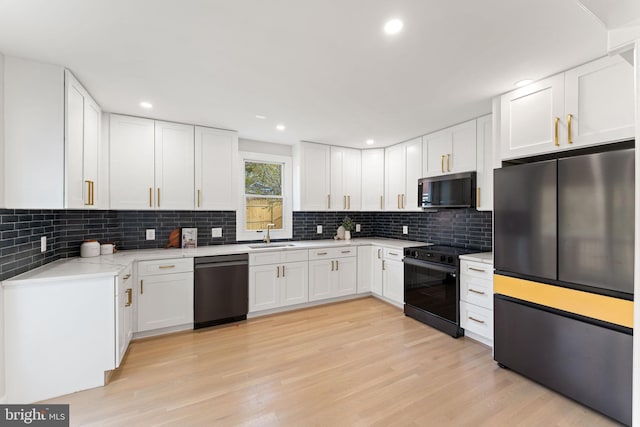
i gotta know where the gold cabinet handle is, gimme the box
[468,316,485,324]
[382,260,385,271]
[447,154,451,172]
[377,249,381,259]
[331,260,334,271]
[84,180,91,205]
[401,194,405,209]
[197,189,201,208]
[327,194,331,209]
[380,195,383,210]
[397,194,400,209]
[477,188,481,207]
[441,155,445,173]
[317,252,328,256]
[343,195,347,209]
[389,252,398,256]
[140,280,144,294]
[91,181,95,206]
[149,188,153,208]
[469,288,486,295]
[567,113,573,144]
[341,250,351,254]
[159,265,175,269]
[336,260,339,270]
[348,195,351,210]
[123,274,131,280]
[276,265,280,278]
[157,188,160,207]
[282,265,285,277]
[554,117,560,146]
[125,288,132,307]
[469,267,486,272]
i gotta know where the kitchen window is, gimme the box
[237,152,292,241]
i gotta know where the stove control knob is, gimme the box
[447,256,454,263]
[440,255,446,262]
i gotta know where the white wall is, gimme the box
[239,138,292,157]
[0,51,6,403]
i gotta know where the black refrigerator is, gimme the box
[493,147,634,426]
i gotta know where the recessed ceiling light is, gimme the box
[255,115,266,119]
[140,101,153,109]
[384,19,403,35]
[276,124,286,131]
[515,79,533,88]
[366,139,375,145]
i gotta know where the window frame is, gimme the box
[236,151,293,241]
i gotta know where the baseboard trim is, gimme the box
[248,294,371,318]
[133,323,193,340]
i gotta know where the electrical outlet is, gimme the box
[40,236,46,253]
[355,224,361,232]
[402,225,408,234]
[146,229,155,240]
[211,228,223,238]
[316,225,323,234]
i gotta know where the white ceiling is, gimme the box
[0,0,608,148]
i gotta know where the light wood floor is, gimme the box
[45,297,620,426]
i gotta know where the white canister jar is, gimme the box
[80,240,100,258]
[100,243,114,255]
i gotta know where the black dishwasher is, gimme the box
[194,254,249,329]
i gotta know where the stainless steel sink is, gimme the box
[247,243,296,249]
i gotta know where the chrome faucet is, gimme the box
[263,223,276,244]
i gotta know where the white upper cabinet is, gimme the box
[501,55,634,160]
[385,138,422,211]
[109,115,156,209]
[194,126,238,210]
[3,56,65,209]
[65,70,102,209]
[475,114,493,211]
[500,74,565,159]
[330,146,361,211]
[423,120,477,177]
[154,121,194,210]
[563,55,634,148]
[361,149,385,211]
[296,142,331,210]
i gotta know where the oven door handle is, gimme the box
[402,257,457,274]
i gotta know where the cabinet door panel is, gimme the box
[344,148,361,210]
[501,74,564,159]
[330,147,345,210]
[361,149,384,210]
[372,247,383,295]
[154,121,194,210]
[83,99,101,206]
[357,246,372,293]
[299,142,331,210]
[384,144,405,210]
[450,120,476,173]
[335,257,357,296]
[423,130,450,177]
[137,272,194,332]
[309,260,333,301]
[382,259,404,304]
[564,55,634,147]
[404,138,422,210]
[280,261,309,307]
[110,115,155,209]
[65,78,86,208]
[475,114,493,211]
[249,265,279,312]
[194,126,238,210]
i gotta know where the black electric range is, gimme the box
[403,245,476,337]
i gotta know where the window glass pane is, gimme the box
[246,197,283,230]
[245,162,282,196]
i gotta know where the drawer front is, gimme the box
[460,274,493,310]
[461,260,493,280]
[460,301,493,341]
[138,258,193,276]
[309,248,336,260]
[282,249,309,263]
[250,251,283,266]
[334,247,356,258]
[383,247,403,262]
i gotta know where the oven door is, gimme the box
[403,257,458,323]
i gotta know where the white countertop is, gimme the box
[3,238,427,286]
[459,252,493,264]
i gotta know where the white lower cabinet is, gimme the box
[382,257,404,305]
[459,257,494,347]
[308,247,357,301]
[357,245,403,304]
[249,250,309,312]
[116,266,134,367]
[137,258,194,332]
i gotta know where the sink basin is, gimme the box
[247,243,296,249]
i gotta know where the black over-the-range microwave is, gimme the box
[417,171,477,208]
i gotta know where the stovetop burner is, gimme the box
[404,245,476,266]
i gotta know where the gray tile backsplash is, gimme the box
[0,208,492,280]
